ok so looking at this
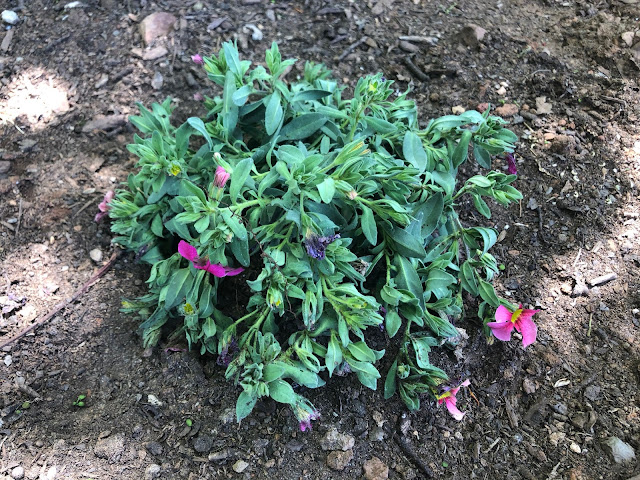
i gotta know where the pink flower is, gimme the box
[214,166,230,188]
[193,92,204,101]
[191,54,204,65]
[487,304,539,348]
[437,379,471,421]
[94,190,115,222]
[178,240,243,277]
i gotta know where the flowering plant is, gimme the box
[109,42,523,426]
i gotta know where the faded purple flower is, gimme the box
[191,54,204,65]
[291,395,320,432]
[193,92,204,101]
[94,190,115,223]
[217,337,238,366]
[304,233,340,260]
[506,153,517,175]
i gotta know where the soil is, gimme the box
[1,0,640,479]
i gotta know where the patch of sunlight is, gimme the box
[0,66,71,130]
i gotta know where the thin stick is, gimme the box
[14,198,22,238]
[393,433,434,478]
[0,250,121,349]
[338,37,367,61]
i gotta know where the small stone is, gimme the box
[459,24,487,47]
[142,46,169,60]
[10,466,24,480]
[494,103,519,117]
[94,433,125,461]
[139,12,177,46]
[326,450,354,471]
[193,435,213,453]
[551,402,568,415]
[569,442,581,454]
[522,378,537,394]
[2,10,19,25]
[82,115,127,133]
[399,41,420,53]
[622,32,635,47]
[232,460,249,473]
[535,96,553,115]
[583,385,600,402]
[4,355,12,366]
[0,160,11,174]
[602,437,636,464]
[145,442,163,456]
[363,457,389,480]
[451,105,466,114]
[89,248,103,263]
[145,463,161,479]
[496,86,507,96]
[151,72,164,90]
[320,427,355,451]
[95,74,109,89]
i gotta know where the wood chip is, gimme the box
[1,29,14,52]
[588,272,617,287]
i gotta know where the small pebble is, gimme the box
[10,466,24,480]
[570,442,581,454]
[233,460,249,473]
[89,248,103,263]
[1,10,19,25]
[4,355,12,366]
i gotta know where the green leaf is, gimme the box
[281,363,325,388]
[236,391,257,422]
[452,130,472,168]
[194,215,210,233]
[383,359,398,399]
[403,131,427,172]
[268,379,296,404]
[325,334,342,377]
[317,177,336,203]
[291,89,332,102]
[467,175,493,188]
[472,193,491,218]
[347,341,376,363]
[474,145,492,169]
[223,42,242,76]
[411,336,436,368]
[395,256,424,310]
[478,278,501,307]
[230,158,254,203]
[232,85,252,106]
[365,117,397,134]
[265,92,284,136]
[263,363,285,382]
[425,269,457,292]
[360,205,377,245]
[279,113,328,141]
[460,261,479,295]
[385,309,402,338]
[164,269,193,310]
[187,117,213,150]
[151,213,164,237]
[414,193,444,238]
[386,224,426,259]
[202,317,217,338]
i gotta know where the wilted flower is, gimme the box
[304,232,340,260]
[94,190,115,222]
[487,304,539,348]
[214,166,230,188]
[437,379,471,421]
[291,395,320,432]
[178,240,244,277]
[217,336,238,366]
[505,153,517,175]
[191,54,204,65]
[193,92,204,101]
[347,190,358,200]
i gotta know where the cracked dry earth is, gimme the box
[1,0,640,479]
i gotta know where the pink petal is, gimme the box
[494,305,513,323]
[487,321,514,342]
[444,397,466,421]
[515,315,538,348]
[178,241,198,261]
[205,263,227,277]
[460,379,470,388]
[223,267,244,277]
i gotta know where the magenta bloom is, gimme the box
[437,379,471,421]
[214,166,230,188]
[506,153,517,175]
[178,240,243,277]
[191,54,204,65]
[94,190,115,222]
[487,304,539,348]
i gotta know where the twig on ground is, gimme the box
[338,37,367,61]
[0,250,121,350]
[403,56,429,82]
[15,198,22,238]
[392,433,434,478]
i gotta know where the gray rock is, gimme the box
[145,463,161,479]
[459,24,487,48]
[94,433,125,462]
[193,434,213,453]
[1,10,19,25]
[232,460,249,473]
[145,442,163,456]
[326,450,353,471]
[584,385,601,402]
[10,466,24,480]
[320,427,355,451]
[551,402,568,415]
[151,72,163,90]
[602,437,636,464]
[82,115,127,133]
[139,12,177,46]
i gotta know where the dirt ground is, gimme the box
[1,0,640,479]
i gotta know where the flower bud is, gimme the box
[191,54,204,65]
[214,166,230,188]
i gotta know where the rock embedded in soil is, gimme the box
[82,115,127,133]
[139,12,177,46]
[326,449,353,471]
[232,460,249,473]
[602,437,636,464]
[459,24,486,48]
[363,457,389,480]
[494,103,519,117]
[94,433,125,462]
[193,434,213,453]
[320,427,355,451]
[583,385,600,402]
[145,463,161,479]
[89,248,103,263]
[10,466,24,480]
[1,10,19,25]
